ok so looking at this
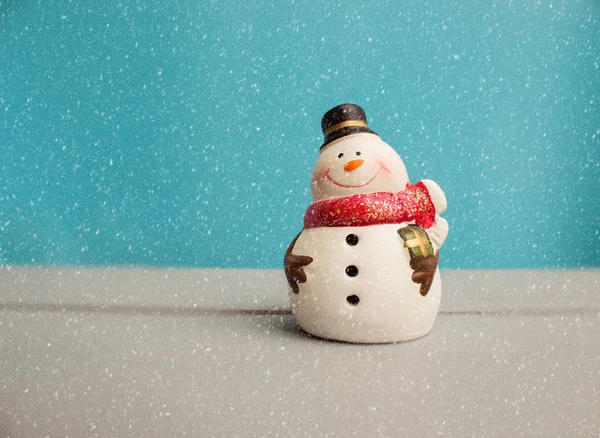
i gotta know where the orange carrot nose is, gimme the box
[343,159,364,172]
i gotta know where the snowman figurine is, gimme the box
[284,103,448,343]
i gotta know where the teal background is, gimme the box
[1,0,599,269]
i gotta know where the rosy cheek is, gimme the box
[377,159,393,175]
[313,167,330,182]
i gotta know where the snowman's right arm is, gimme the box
[420,179,447,214]
[427,217,449,252]
[284,232,313,294]
[420,179,449,251]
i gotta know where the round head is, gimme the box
[311,132,410,201]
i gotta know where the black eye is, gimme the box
[356,151,361,156]
[338,153,344,158]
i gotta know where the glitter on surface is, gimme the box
[303,182,436,229]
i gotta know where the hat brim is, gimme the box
[320,126,379,150]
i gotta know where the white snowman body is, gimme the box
[291,224,442,343]
[288,130,448,343]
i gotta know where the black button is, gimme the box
[345,265,359,277]
[346,234,359,246]
[346,295,360,305]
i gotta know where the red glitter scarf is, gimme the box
[303,182,436,229]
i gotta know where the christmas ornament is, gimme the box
[284,103,449,343]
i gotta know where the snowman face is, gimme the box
[311,133,410,201]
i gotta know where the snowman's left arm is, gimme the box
[284,232,313,294]
[420,179,449,252]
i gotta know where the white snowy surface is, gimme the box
[0,266,597,312]
[1,267,599,437]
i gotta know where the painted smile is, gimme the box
[325,165,385,188]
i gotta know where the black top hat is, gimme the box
[320,103,379,150]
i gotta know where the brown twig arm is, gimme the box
[284,232,313,294]
[410,252,439,296]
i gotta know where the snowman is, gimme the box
[284,103,448,343]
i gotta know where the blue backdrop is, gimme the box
[1,0,599,269]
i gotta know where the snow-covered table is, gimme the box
[1,267,598,437]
